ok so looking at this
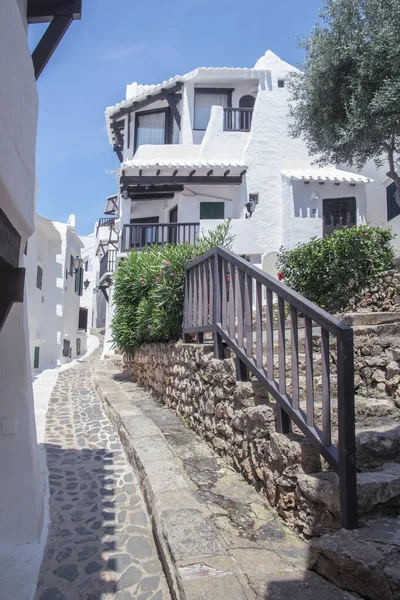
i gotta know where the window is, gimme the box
[200,202,225,219]
[387,182,400,221]
[74,266,84,296]
[76,338,81,356]
[194,89,232,130]
[130,217,159,247]
[33,346,40,369]
[85,260,89,271]
[135,109,171,151]
[36,265,43,289]
[277,79,285,88]
[79,308,88,331]
[323,197,356,236]
[62,339,70,357]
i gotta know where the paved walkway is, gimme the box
[34,345,170,600]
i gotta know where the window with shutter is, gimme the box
[36,265,43,289]
[200,202,225,219]
[33,346,40,369]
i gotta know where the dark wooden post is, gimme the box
[213,252,224,359]
[337,328,358,529]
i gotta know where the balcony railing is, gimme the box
[99,249,117,280]
[96,217,116,236]
[223,108,253,132]
[122,222,200,252]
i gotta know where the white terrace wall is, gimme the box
[0,0,43,544]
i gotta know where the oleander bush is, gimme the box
[277,225,395,313]
[111,221,234,355]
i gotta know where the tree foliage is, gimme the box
[277,225,395,313]
[111,221,234,355]
[289,0,400,199]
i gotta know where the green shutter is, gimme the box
[33,346,40,369]
[200,202,225,219]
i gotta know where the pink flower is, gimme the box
[139,277,143,283]
[170,272,175,277]
[147,324,152,329]
[227,276,230,282]
[277,271,284,281]
[164,260,169,265]
[155,277,160,283]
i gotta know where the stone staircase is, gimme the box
[292,316,400,599]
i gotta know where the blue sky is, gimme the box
[30,0,323,236]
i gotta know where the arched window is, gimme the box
[239,95,255,108]
[238,95,255,130]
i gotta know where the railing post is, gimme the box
[337,328,358,529]
[213,252,224,359]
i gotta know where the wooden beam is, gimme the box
[156,169,161,176]
[164,92,181,130]
[32,14,73,79]
[127,185,184,193]
[172,170,178,177]
[224,170,230,177]
[189,170,196,177]
[111,82,183,119]
[114,146,123,162]
[121,175,244,186]
[207,170,214,177]
[111,121,124,148]
[129,193,175,201]
[27,0,82,23]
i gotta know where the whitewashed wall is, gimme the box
[0,0,43,545]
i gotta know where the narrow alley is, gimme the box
[34,343,170,600]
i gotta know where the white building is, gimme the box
[26,214,87,371]
[0,0,81,548]
[97,50,373,348]
[80,230,102,330]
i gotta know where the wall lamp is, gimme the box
[67,256,84,278]
[245,193,259,219]
[84,279,90,290]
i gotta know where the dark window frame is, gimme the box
[200,201,225,219]
[193,88,233,131]
[134,107,172,153]
[36,265,43,289]
[323,197,356,236]
[386,182,400,222]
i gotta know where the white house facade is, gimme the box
[97,50,372,348]
[0,0,82,548]
[26,214,87,371]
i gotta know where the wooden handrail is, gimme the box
[223,107,253,131]
[183,245,358,530]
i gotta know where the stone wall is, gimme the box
[345,270,400,313]
[123,342,334,538]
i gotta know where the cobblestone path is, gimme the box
[35,345,171,600]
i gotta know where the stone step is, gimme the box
[297,462,400,520]
[310,515,400,600]
[355,425,400,469]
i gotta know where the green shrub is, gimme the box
[276,225,395,313]
[111,221,234,355]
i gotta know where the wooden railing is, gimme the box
[121,222,200,252]
[97,217,116,236]
[99,249,117,279]
[183,246,358,530]
[223,108,253,131]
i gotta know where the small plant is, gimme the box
[277,225,395,313]
[111,221,234,355]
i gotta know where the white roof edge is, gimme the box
[121,160,248,170]
[281,168,373,184]
[36,214,62,240]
